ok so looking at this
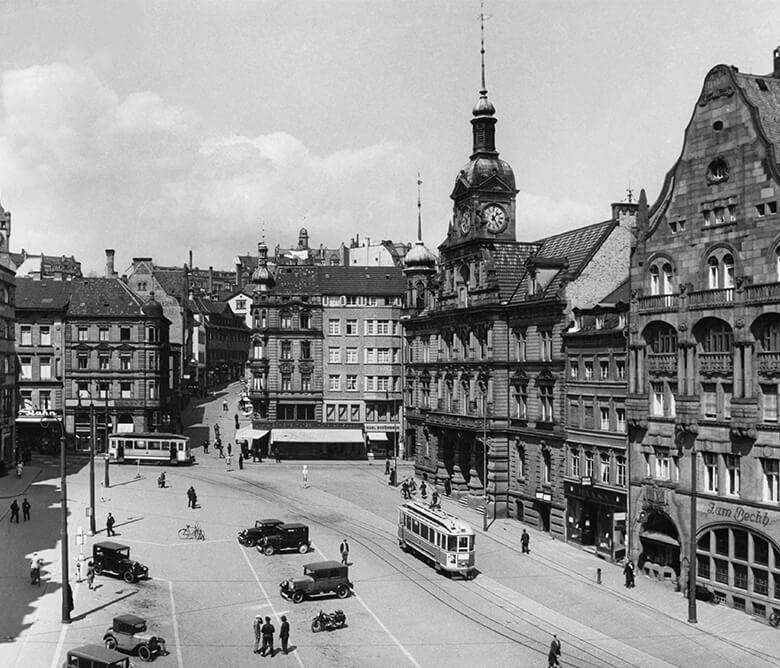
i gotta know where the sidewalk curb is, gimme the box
[0,467,43,501]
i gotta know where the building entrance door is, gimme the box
[537,502,550,532]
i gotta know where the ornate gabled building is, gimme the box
[402,35,635,535]
[627,50,780,622]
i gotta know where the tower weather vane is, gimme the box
[480,0,491,94]
[417,171,423,241]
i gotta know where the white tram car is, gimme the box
[397,501,475,577]
[107,433,194,465]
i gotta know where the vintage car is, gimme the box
[63,643,134,668]
[103,614,166,662]
[93,542,149,584]
[259,523,310,555]
[280,560,353,603]
[237,518,284,547]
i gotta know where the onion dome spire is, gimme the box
[251,228,274,289]
[471,3,497,155]
[404,173,436,269]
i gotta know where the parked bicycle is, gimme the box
[178,522,205,541]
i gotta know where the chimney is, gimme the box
[208,266,214,295]
[774,46,780,78]
[105,249,116,278]
[188,250,193,270]
[235,261,243,290]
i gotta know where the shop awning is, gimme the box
[639,530,680,547]
[235,426,270,441]
[271,429,364,444]
[366,432,388,442]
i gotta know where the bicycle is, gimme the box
[178,522,206,541]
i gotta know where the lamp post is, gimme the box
[687,435,698,624]
[104,401,110,488]
[50,418,71,623]
[78,393,97,536]
[482,387,489,532]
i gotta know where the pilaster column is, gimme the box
[743,343,754,399]
[637,345,645,394]
[733,344,743,399]
[628,347,637,394]
[686,345,696,396]
[677,345,686,391]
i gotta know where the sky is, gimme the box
[1,0,779,275]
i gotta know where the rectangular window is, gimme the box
[655,449,670,480]
[301,374,312,391]
[600,453,611,484]
[616,407,626,433]
[120,354,131,371]
[281,341,292,360]
[377,376,390,392]
[516,330,527,361]
[762,385,778,422]
[540,330,552,361]
[600,406,610,431]
[704,452,719,493]
[350,404,360,421]
[539,385,553,422]
[325,404,335,422]
[120,382,132,399]
[148,383,158,400]
[281,374,291,391]
[39,390,52,410]
[99,355,110,371]
[39,357,52,380]
[77,382,89,399]
[338,404,348,421]
[377,320,390,335]
[570,448,580,477]
[725,454,740,495]
[616,456,626,487]
[763,459,780,501]
[20,357,32,379]
[328,319,341,335]
[146,326,158,342]
[328,347,341,364]
[723,383,732,420]
[584,361,593,380]
[300,341,311,359]
[20,326,32,346]
[616,360,625,380]
[644,452,651,478]
[40,326,51,346]
[514,386,527,419]
[329,375,341,391]
[599,360,609,380]
[702,383,717,419]
[77,354,89,370]
[281,314,292,328]
[651,382,664,416]
[346,319,358,335]
[346,375,357,391]
[300,312,310,329]
[377,348,390,363]
[365,320,375,335]
[584,451,594,478]
[346,347,358,364]
[77,326,88,341]
[569,399,580,426]
[119,327,131,341]
[569,359,579,379]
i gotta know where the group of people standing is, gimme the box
[253,614,290,657]
[8,497,31,523]
[186,486,198,509]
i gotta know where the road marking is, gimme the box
[167,580,184,668]
[119,538,233,547]
[239,545,305,668]
[311,545,420,667]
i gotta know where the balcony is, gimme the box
[757,352,780,377]
[698,352,733,376]
[647,353,677,376]
[744,281,780,305]
[687,288,734,309]
[637,294,678,313]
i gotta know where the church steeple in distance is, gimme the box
[404,172,436,271]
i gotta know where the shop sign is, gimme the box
[701,500,773,529]
[580,476,592,486]
[535,491,552,502]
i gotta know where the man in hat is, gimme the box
[253,614,263,654]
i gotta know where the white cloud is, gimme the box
[514,191,604,242]
[0,60,421,273]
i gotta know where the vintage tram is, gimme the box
[107,433,194,465]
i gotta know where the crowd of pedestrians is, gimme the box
[252,614,291,657]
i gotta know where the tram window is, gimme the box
[179,443,184,451]
[148,441,160,451]
[432,531,439,547]
[406,516,411,529]
[447,536,457,551]
[412,519,419,534]
[458,536,469,552]
[421,525,429,541]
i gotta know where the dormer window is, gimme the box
[707,158,729,184]
[595,315,604,330]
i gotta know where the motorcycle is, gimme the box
[310,609,346,633]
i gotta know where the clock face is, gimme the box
[458,208,471,235]
[484,205,507,233]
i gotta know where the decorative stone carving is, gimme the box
[698,66,735,106]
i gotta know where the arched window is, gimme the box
[752,315,780,352]
[697,320,733,353]
[708,256,720,289]
[649,265,660,296]
[722,254,735,289]
[646,323,678,353]
[662,263,674,295]
[415,281,426,310]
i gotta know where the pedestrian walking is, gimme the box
[222,399,228,412]
[22,497,31,521]
[260,616,275,657]
[521,529,530,554]
[401,480,410,500]
[214,423,220,439]
[444,476,452,496]
[274,446,281,463]
[106,512,116,536]
[420,481,427,499]
[16,460,23,478]
[226,454,232,472]
[279,615,290,655]
[624,559,635,588]
[217,441,224,458]
[430,490,440,509]
[340,539,350,565]
[158,471,166,488]
[548,634,562,668]
[238,452,244,470]
[86,561,96,590]
[385,458,391,476]
[234,413,240,429]
[227,442,232,457]
[203,439,209,454]
[301,465,309,488]
[9,499,20,523]
[253,614,263,654]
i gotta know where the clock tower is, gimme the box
[445,17,517,249]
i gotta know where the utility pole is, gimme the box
[59,428,71,623]
[482,389,489,532]
[104,401,110,488]
[688,437,698,624]
[88,400,96,536]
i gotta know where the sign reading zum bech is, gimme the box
[700,500,775,529]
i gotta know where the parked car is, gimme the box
[259,523,310,555]
[93,542,149,584]
[280,560,353,603]
[63,643,133,668]
[103,614,165,662]
[237,519,284,547]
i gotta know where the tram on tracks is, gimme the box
[397,501,475,577]
[107,433,194,465]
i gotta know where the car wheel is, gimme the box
[94,564,103,575]
[123,570,136,584]
[138,644,153,662]
[104,636,118,650]
[311,619,322,633]
[245,537,256,548]
[291,590,304,604]
[336,584,349,599]
[263,545,274,556]
[298,543,308,554]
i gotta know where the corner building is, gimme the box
[627,50,780,622]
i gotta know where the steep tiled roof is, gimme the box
[67,278,146,317]
[154,269,186,302]
[491,241,539,302]
[600,278,630,305]
[273,266,321,294]
[735,72,780,161]
[317,266,405,295]
[15,277,71,310]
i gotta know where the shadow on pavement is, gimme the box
[71,589,138,622]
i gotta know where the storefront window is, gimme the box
[753,568,768,595]
[715,529,729,556]
[715,558,729,584]
[733,563,748,590]
[697,554,710,579]
[733,530,748,561]
[754,537,769,565]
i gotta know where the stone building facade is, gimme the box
[627,51,780,622]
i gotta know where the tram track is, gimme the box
[181,467,644,667]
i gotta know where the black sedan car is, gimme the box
[237,519,284,547]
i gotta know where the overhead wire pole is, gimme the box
[58,419,71,623]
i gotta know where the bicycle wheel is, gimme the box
[177,528,189,540]
[197,529,205,541]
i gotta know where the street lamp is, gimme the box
[481,384,489,532]
[78,393,97,536]
[104,401,110,489]
[44,417,71,623]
